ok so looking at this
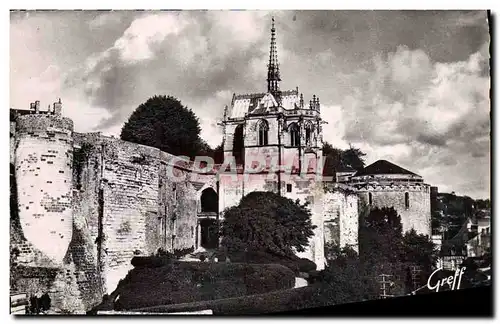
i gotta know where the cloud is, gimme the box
[63,11,273,137]
[88,11,125,29]
[339,43,490,198]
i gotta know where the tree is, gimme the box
[120,95,202,158]
[220,191,316,257]
[359,207,404,265]
[475,198,490,209]
[211,143,224,164]
[359,207,439,294]
[313,244,379,304]
[200,141,224,164]
[322,142,367,177]
[402,229,437,272]
[324,242,358,264]
[402,229,438,290]
[342,144,366,171]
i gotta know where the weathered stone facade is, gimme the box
[219,81,354,270]
[10,103,215,311]
[14,112,74,264]
[348,162,432,237]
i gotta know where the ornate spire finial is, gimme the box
[267,16,281,106]
[300,93,304,108]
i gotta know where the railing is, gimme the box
[283,109,318,117]
[198,212,218,219]
[348,178,424,184]
[10,293,28,315]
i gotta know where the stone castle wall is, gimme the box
[72,135,200,294]
[97,138,161,293]
[357,185,432,237]
[322,184,359,252]
[11,121,208,311]
[11,109,362,312]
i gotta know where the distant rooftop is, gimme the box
[353,160,420,177]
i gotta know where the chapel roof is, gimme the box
[228,89,300,119]
[353,159,420,177]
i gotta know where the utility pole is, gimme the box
[411,266,422,291]
[379,274,394,299]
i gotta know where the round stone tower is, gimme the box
[14,100,74,264]
[349,159,432,237]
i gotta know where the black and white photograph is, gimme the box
[8,7,492,316]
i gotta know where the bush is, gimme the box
[93,261,295,311]
[297,258,317,273]
[221,250,316,275]
[102,285,340,315]
[131,256,174,268]
[27,293,51,314]
[220,191,316,257]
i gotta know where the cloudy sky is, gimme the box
[10,10,490,199]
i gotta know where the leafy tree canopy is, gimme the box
[402,229,438,270]
[220,191,316,257]
[201,141,224,164]
[120,95,203,158]
[359,207,405,264]
[322,142,366,177]
[316,244,379,303]
[358,207,438,293]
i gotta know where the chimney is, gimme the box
[53,98,62,116]
[35,100,40,114]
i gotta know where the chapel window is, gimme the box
[289,123,300,147]
[305,123,313,146]
[258,119,269,146]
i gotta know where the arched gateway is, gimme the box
[196,187,219,250]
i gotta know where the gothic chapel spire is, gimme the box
[267,16,282,105]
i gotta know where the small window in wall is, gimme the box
[405,192,410,209]
[286,184,292,193]
[368,192,372,205]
